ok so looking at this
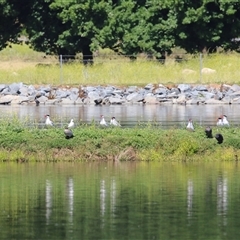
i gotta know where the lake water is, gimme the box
[0,104,240,128]
[1,162,240,239]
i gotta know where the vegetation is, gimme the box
[1,1,240,61]
[1,44,240,86]
[0,116,239,162]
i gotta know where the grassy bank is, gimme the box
[0,44,240,86]
[0,118,239,162]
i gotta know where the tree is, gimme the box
[0,0,30,50]
[174,0,240,53]
[24,0,112,63]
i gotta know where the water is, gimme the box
[0,104,240,128]
[1,162,240,239]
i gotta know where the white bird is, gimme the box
[68,119,75,128]
[110,117,121,127]
[217,117,223,126]
[186,119,194,131]
[45,115,53,126]
[64,127,74,139]
[222,115,229,126]
[100,115,108,127]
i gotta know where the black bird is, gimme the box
[205,127,213,138]
[215,133,223,144]
[35,97,40,106]
[64,127,74,139]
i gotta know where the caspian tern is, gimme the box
[100,115,108,127]
[45,115,53,127]
[217,117,223,126]
[186,119,194,131]
[68,119,75,128]
[110,117,121,127]
[222,115,229,126]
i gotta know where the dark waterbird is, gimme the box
[35,97,40,106]
[205,127,213,138]
[215,133,223,144]
[64,127,74,139]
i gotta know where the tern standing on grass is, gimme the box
[110,117,121,127]
[68,119,75,128]
[100,115,108,127]
[45,115,53,127]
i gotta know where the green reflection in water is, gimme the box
[0,162,240,239]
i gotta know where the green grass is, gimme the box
[0,117,239,162]
[1,44,240,86]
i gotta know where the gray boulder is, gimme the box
[126,92,144,102]
[178,84,191,92]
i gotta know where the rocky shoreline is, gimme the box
[0,82,240,105]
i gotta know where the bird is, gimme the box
[100,115,108,127]
[222,115,230,126]
[64,127,74,139]
[35,97,40,106]
[110,117,121,127]
[217,117,223,126]
[45,115,53,127]
[205,126,213,138]
[68,119,75,128]
[215,133,223,144]
[186,119,194,131]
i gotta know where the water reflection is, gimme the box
[0,104,240,127]
[100,179,106,227]
[217,176,228,226]
[110,178,117,218]
[66,177,74,223]
[1,162,240,239]
[187,179,193,219]
[45,179,53,224]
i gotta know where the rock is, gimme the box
[60,98,75,105]
[204,99,223,104]
[126,86,138,93]
[186,98,201,105]
[178,84,191,93]
[0,84,7,92]
[201,68,216,74]
[75,98,84,105]
[182,69,196,74]
[174,94,186,104]
[69,93,79,101]
[144,83,154,91]
[144,95,159,104]
[154,87,168,95]
[45,99,61,105]
[193,85,208,91]
[9,82,23,94]
[109,96,126,104]
[11,96,29,104]
[19,86,29,96]
[37,96,48,103]
[0,95,14,104]
[39,85,52,93]
[230,84,240,92]
[229,91,240,97]
[126,92,144,102]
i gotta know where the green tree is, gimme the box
[24,0,112,63]
[174,0,240,53]
[0,0,30,50]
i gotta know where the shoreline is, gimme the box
[0,82,240,105]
